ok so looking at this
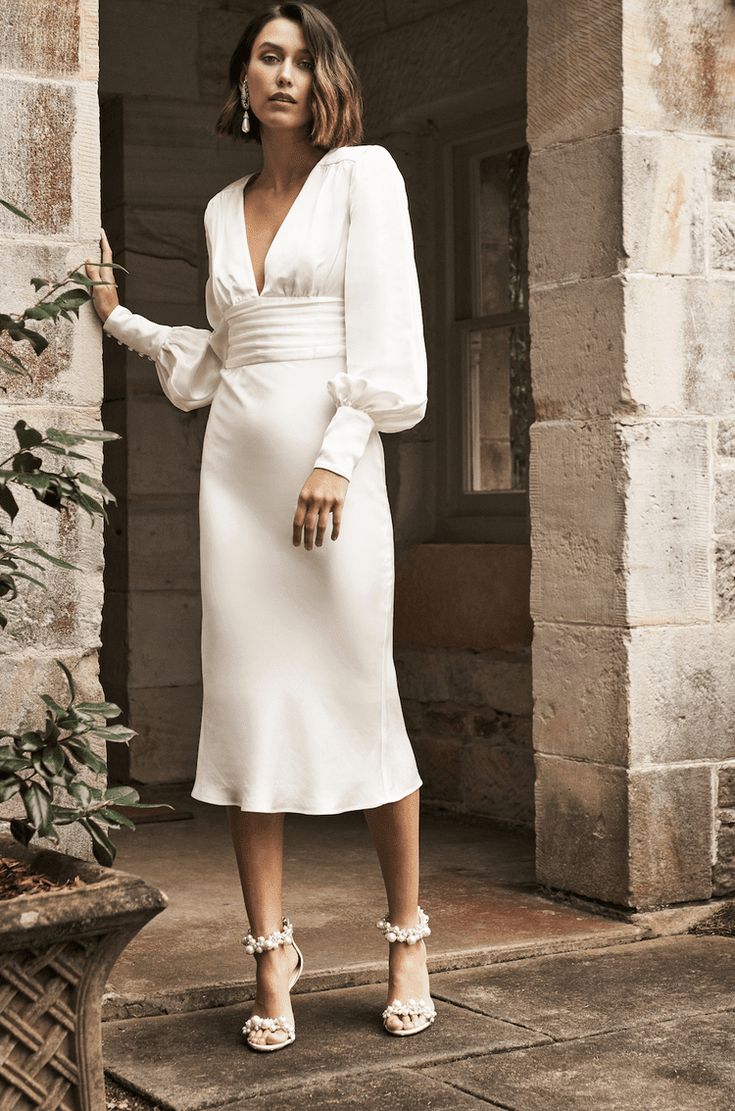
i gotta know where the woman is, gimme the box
[85,1,434,1052]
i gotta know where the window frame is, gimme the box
[435,113,531,545]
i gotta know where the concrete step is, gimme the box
[103,935,735,1111]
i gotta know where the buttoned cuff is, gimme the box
[102,304,171,362]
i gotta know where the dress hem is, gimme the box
[189,775,423,816]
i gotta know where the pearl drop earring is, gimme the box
[240,79,250,134]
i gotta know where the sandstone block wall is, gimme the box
[0,0,107,860]
[528,0,735,908]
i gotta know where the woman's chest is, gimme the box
[208,163,352,305]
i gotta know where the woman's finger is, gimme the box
[292,493,307,546]
[315,502,331,547]
[303,501,321,550]
[331,499,342,541]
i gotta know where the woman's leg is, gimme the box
[226,808,300,1045]
[363,788,431,1031]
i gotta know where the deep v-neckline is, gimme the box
[240,148,333,298]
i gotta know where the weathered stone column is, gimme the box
[528,1,735,910]
[0,0,105,860]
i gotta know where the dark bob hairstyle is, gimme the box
[214,2,364,148]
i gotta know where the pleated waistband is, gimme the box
[223,295,346,368]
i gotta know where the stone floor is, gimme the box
[101,783,735,1109]
[102,783,639,1020]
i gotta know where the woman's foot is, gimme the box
[384,935,432,1033]
[245,943,300,1047]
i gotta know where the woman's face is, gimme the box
[242,18,315,136]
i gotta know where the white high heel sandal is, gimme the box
[241,916,304,1051]
[376,905,437,1036]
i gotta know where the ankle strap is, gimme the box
[375,905,431,944]
[242,915,294,954]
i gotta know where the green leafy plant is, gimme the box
[0,198,129,626]
[0,197,172,864]
[0,658,166,866]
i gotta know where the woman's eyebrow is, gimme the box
[258,41,313,54]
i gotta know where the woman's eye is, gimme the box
[261,53,313,69]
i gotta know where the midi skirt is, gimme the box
[189,296,423,813]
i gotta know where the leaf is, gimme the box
[9,817,34,847]
[18,731,45,751]
[68,779,92,807]
[71,488,105,520]
[64,737,108,775]
[76,473,116,502]
[25,304,61,321]
[41,444,92,461]
[54,657,77,704]
[41,744,66,776]
[43,717,60,742]
[40,693,67,718]
[0,358,32,379]
[88,723,137,743]
[103,785,141,805]
[12,570,46,589]
[14,326,48,356]
[53,290,90,310]
[82,817,116,867]
[9,540,79,570]
[46,427,120,445]
[47,808,80,826]
[0,777,21,802]
[95,805,137,830]
[0,199,33,221]
[0,485,19,522]
[21,781,53,836]
[30,277,50,291]
[0,751,29,773]
[74,700,122,718]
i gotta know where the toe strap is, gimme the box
[242,1013,295,1038]
[382,996,437,1022]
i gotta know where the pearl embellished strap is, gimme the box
[382,996,437,1022]
[375,905,431,944]
[242,1013,295,1038]
[242,915,294,954]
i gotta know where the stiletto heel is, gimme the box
[376,905,437,1036]
[241,916,304,1051]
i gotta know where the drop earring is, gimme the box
[240,80,250,134]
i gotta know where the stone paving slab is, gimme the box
[207,1067,487,1109]
[103,784,640,1018]
[102,979,549,1110]
[428,935,735,1039]
[421,1011,735,1111]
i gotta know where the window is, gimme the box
[439,124,532,543]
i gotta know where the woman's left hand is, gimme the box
[293,468,349,550]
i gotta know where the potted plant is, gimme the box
[0,199,170,1110]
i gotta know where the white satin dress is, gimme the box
[103,144,428,814]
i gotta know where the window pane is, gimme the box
[466,323,531,492]
[478,147,527,316]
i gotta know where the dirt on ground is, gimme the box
[106,1074,164,1111]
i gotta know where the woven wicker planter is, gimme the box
[0,831,167,1111]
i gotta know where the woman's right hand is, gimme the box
[84,228,120,324]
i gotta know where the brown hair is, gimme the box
[214,3,364,148]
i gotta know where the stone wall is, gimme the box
[0,0,106,859]
[100,0,533,825]
[528,0,735,908]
